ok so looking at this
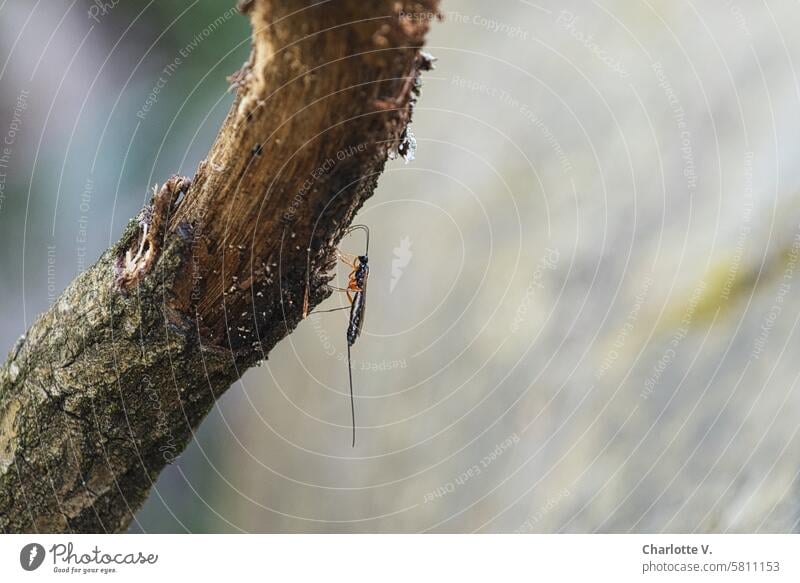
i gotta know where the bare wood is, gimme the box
[0,0,439,533]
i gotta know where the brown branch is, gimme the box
[0,0,439,533]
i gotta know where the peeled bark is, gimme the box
[0,0,439,533]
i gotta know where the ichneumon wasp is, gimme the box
[303,224,370,447]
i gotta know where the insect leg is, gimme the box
[345,224,370,256]
[312,306,351,314]
[304,253,355,319]
[312,287,354,314]
[336,250,359,267]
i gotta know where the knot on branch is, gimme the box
[114,176,191,290]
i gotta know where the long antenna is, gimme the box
[348,343,355,447]
[346,224,370,255]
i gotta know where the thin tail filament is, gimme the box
[348,343,355,447]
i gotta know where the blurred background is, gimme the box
[3,0,800,532]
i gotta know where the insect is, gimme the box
[303,224,370,447]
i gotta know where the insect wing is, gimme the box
[355,265,368,340]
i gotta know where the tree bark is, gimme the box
[0,0,439,533]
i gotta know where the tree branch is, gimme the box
[0,0,439,533]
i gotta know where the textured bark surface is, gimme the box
[0,0,439,533]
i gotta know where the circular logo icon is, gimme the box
[19,543,45,571]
